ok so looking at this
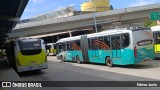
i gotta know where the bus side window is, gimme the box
[59,43,62,52]
[75,40,81,50]
[88,39,91,49]
[104,36,110,50]
[111,36,121,50]
[62,43,66,51]
[98,37,105,49]
[91,38,98,50]
[70,41,74,51]
[66,42,71,51]
[122,33,130,48]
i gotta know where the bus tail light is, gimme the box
[45,56,47,62]
[16,59,20,66]
[134,46,138,58]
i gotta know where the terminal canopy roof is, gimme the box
[0,0,28,49]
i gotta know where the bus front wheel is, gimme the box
[106,57,113,67]
[61,56,65,62]
[76,56,81,64]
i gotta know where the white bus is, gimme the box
[45,43,56,56]
[56,28,155,66]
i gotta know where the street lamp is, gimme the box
[91,0,98,33]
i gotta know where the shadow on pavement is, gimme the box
[0,57,11,71]
[18,70,46,77]
[0,58,21,81]
[64,60,160,69]
[0,60,10,70]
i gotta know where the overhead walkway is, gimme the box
[11,3,160,38]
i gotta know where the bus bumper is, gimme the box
[135,57,153,64]
[17,63,48,72]
[155,53,160,58]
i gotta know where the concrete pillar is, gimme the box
[69,31,72,37]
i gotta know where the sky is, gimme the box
[21,0,160,20]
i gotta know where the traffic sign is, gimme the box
[150,12,160,20]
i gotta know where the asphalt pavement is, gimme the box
[16,56,160,90]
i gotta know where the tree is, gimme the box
[144,21,157,28]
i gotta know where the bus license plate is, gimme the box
[29,66,32,70]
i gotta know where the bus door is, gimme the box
[91,38,99,58]
[71,41,76,61]
[66,42,72,61]
[81,35,89,62]
[111,35,121,58]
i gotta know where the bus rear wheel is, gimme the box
[76,56,81,64]
[106,57,113,67]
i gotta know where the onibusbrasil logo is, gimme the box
[2,82,42,87]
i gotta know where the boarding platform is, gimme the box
[0,57,20,81]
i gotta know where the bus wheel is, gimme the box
[61,56,65,62]
[106,57,113,67]
[76,56,81,64]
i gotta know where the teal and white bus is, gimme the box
[56,28,155,67]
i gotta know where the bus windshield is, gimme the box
[46,45,51,50]
[18,40,41,51]
[154,32,160,44]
